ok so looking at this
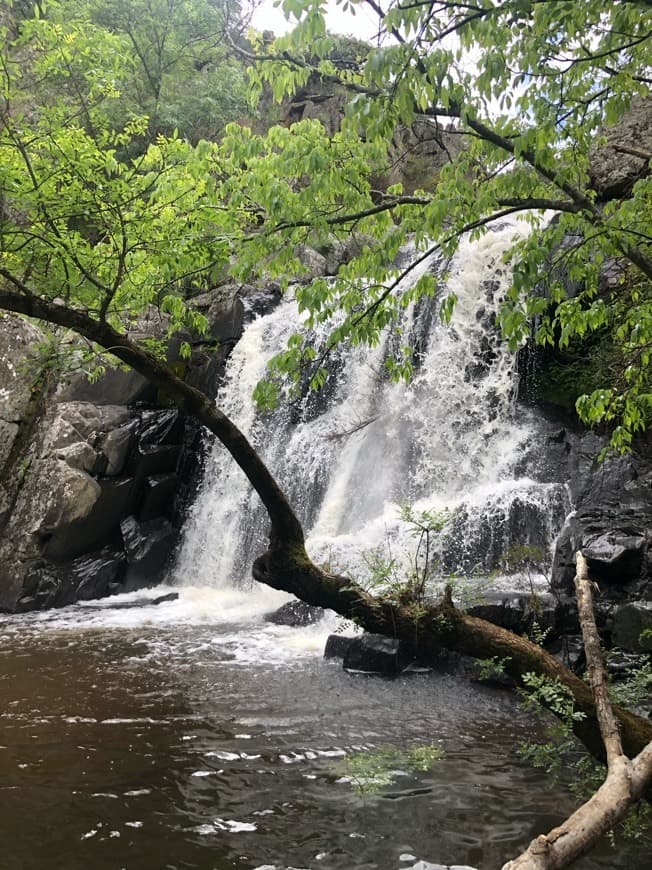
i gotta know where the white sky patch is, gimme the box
[251,0,380,41]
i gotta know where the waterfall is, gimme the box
[174,220,569,592]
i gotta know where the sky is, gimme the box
[249,0,381,41]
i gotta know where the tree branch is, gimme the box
[502,552,652,869]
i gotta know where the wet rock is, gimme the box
[324,634,357,659]
[120,515,177,592]
[611,602,652,653]
[139,474,180,521]
[103,591,180,609]
[152,591,179,605]
[126,443,181,477]
[583,533,645,584]
[15,549,126,611]
[72,549,127,601]
[342,633,413,675]
[138,409,182,446]
[265,599,324,626]
[466,590,558,638]
[15,564,63,612]
[240,282,282,321]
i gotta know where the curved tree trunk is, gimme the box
[1,282,651,771]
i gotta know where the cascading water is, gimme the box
[175,219,570,592]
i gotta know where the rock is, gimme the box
[120,515,177,592]
[240,283,282,321]
[152,591,179,605]
[138,409,182,446]
[589,96,652,200]
[45,402,132,449]
[139,473,180,521]
[265,599,325,626]
[72,549,127,601]
[36,460,102,535]
[295,245,327,280]
[0,314,46,471]
[43,476,137,561]
[467,590,557,638]
[100,425,135,475]
[126,443,181,477]
[583,533,645,584]
[342,633,413,674]
[324,634,357,659]
[612,602,652,653]
[56,368,154,405]
[55,441,98,473]
[551,635,586,675]
[321,235,376,276]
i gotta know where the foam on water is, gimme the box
[0,585,348,667]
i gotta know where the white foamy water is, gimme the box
[0,584,348,667]
[175,219,569,594]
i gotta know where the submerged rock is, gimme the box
[264,599,324,627]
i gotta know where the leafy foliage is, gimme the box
[337,743,443,796]
[243,0,652,450]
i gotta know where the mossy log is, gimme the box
[253,542,652,765]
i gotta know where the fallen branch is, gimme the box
[502,552,652,869]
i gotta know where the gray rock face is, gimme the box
[589,96,652,200]
[0,314,47,524]
[0,387,187,611]
[612,603,652,653]
[549,430,652,651]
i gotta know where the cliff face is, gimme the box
[0,313,187,611]
[0,282,281,612]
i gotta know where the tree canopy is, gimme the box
[240,0,652,449]
[2,1,650,453]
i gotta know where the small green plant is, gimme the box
[476,655,510,681]
[609,660,652,714]
[337,743,444,796]
[520,673,584,721]
[529,620,552,647]
[399,503,451,604]
[518,671,652,844]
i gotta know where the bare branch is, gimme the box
[502,552,652,869]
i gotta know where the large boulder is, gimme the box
[342,633,414,675]
[0,395,187,611]
[611,602,652,653]
[589,96,652,200]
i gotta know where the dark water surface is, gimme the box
[0,586,648,870]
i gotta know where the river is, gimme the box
[1,585,648,870]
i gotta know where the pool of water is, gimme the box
[0,584,648,870]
